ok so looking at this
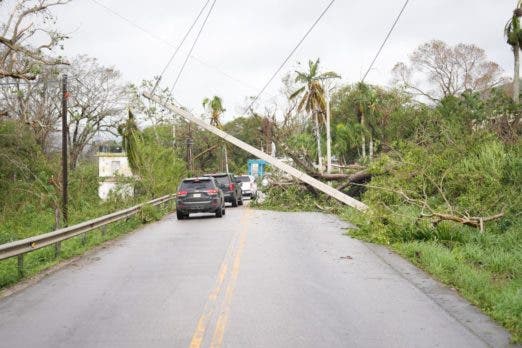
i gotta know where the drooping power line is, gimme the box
[150,0,211,96]
[244,0,336,114]
[361,0,410,83]
[170,0,218,95]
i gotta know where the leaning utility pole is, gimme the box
[143,92,368,211]
[61,75,69,225]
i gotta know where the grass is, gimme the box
[0,200,173,290]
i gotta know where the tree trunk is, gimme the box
[325,93,332,173]
[369,135,374,159]
[313,111,323,173]
[361,134,366,158]
[514,44,520,104]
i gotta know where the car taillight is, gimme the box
[177,190,188,197]
[229,183,235,191]
[207,189,218,195]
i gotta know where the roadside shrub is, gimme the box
[137,203,162,223]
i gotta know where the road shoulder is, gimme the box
[365,242,514,347]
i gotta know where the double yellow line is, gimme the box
[189,208,252,348]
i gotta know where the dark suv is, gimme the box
[205,173,243,207]
[176,177,225,220]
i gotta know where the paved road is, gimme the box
[0,204,512,347]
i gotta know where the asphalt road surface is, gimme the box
[0,204,512,347]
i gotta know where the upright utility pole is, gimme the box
[326,91,332,174]
[224,146,229,173]
[61,75,69,225]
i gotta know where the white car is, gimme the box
[237,175,257,199]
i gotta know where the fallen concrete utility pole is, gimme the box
[143,92,368,212]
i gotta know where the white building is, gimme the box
[98,150,134,200]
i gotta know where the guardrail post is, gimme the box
[55,242,61,258]
[101,225,107,238]
[17,254,24,277]
[81,233,87,245]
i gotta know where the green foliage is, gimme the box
[133,129,187,197]
[504,2,522,47]
[223,116,263,173]
[330,83,410,161]
[252,184,344,213]
[290,58,340,117]
[0,120,58,218]
[118,110,142,173]
[137,204,162,223]
[202,95,225,128]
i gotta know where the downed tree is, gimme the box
[420,212,505,233]
[280,143,372,185]
[354,182,505,233]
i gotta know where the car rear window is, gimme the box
[180,179,213,190]
[237,176,250,182]
[213,176,230,185]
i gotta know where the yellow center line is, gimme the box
[189,262,228,348]
[189,208,251,348]
[210,208,251,348]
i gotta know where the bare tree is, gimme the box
[0,0,70,80]
[392,40,506,102]
[0,66,61,150]
[65,55,127,169]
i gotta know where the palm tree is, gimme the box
[202,96,228,171]
[202,96,225,129]
[505,1,522,103]
[354,83,378,159]
[290,59,340,172]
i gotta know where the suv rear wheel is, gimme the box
[231,196,238,207]
[215,207,223,218]
[176,210,184,220]
[238,195,243,205]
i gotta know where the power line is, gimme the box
[361,0,410,83]
[170,0,218,94]
[87,0,256,92]
[244,0,336,114]
[151,0,211,96]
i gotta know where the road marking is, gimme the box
[209,208,251,348]
[189,208,251,348]
[189,262,228,348]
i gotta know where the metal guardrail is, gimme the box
[0,194,176,274]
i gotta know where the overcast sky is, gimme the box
[49,0,515,121]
